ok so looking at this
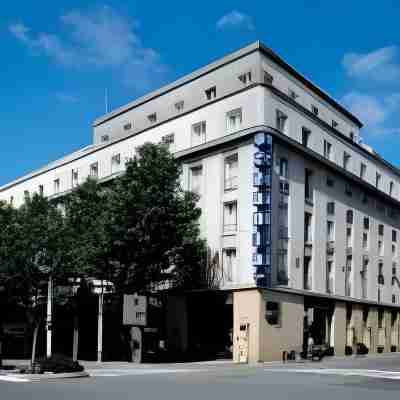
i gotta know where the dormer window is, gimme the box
[332,120,338,129]
[288,89,299,100]
[148,113,157,124]
[205,86,216,100]
[311,105,319,116]
[101,134,110,143]
[123,122,133,131]
[238,71,252,84]
[175,101,184,112]
[263,70,273,84]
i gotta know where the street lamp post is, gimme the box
[46,274,53,358]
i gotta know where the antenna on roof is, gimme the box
[105,88,109,114]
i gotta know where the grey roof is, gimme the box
[93,41,362,128]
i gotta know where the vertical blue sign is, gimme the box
[252,132,273,287]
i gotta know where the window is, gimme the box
[364,217,370,230]
[223,248,237,282]
[393,295,397,304]
[332,120,338,129]
[311,105,319,116]
[361,257,368,298]
[304,212,312,243]
[54,179,60,194]
[24,190,29,199]
[304,256,312,290]
[224,154,238,190]
[223,201,238,233]
[276,110,288,134]
[71,169,79,187]
[327,221,335,241]
[263,70,273,84]
[90,162,99,179]
[378,240,384,257]
[279,158,288,179]
[174,100,184,112]
[379,224,384,236]
[161,133,175,149]
[363,232,369,250]
[326,176,334,187]
[101,134,109,143]
[305,169,313,202]
[148,113,157,123]
[393,263,397,276]
[111,154,121,174]
[360,163,366,179]
[323,140,332,160]
[350,132,354,141]
[189,165,203,196]
[205,86,216,100]
[393,230,397,242]
[238,71,252,84]
[392,244,397,257]
[9,196,13,206]
[390,181,394,196]
[288,89,299,100]
[226,108,242,131]
[376,172,381,189]
[302,127,311,147]
[343,152,351,170]
[326,260,334,294]
[191,121,206,146]
[123,122,132,131]
[345,255,352,296]
[38,185,44,196]
[327,202,335,215]
[346,210,354,224]
[346,227,352,248]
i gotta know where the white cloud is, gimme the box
[342,92,387,127]
[9,5,167,89]
[342,91,400,135]
[216,11,254,31]
[342,46,400,82]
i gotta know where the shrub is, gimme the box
[356,343,369,355]
[37,354,84,374]
[345,346,353,356]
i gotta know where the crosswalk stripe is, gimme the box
[265,368,400,380]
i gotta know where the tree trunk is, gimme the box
[30,323,39,370]
[72,315,79,362]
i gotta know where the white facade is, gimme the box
[2,41,400,311]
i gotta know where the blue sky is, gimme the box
[1,1,400,185]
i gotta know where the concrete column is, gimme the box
[333,301,347,356]
[368,307,378,353]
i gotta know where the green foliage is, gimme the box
[108,142,207,292]
[0,194,66,308]
[1,142,209,301]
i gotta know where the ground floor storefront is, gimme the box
[232,288,400,362]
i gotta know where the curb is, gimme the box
[0,371,90,382]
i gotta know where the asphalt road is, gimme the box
[2,355,400,400]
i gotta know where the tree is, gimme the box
[62,178,114,360]
[0,194,66,366]
[108,142,207,293]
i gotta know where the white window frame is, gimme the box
[191,121,206,147]
[111,153,121,174]
[223,248,237,282]
[226,108,242,132]
[223,201,238,234]
[224,153,238,191]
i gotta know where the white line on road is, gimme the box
[265,368,400,380]
[0,376,30,383]
[86,368,200,377]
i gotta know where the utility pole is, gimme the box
[46,274,53,358]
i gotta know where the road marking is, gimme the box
[86,368,200,377]
[0,376,30,383]
[265,368,400,380]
